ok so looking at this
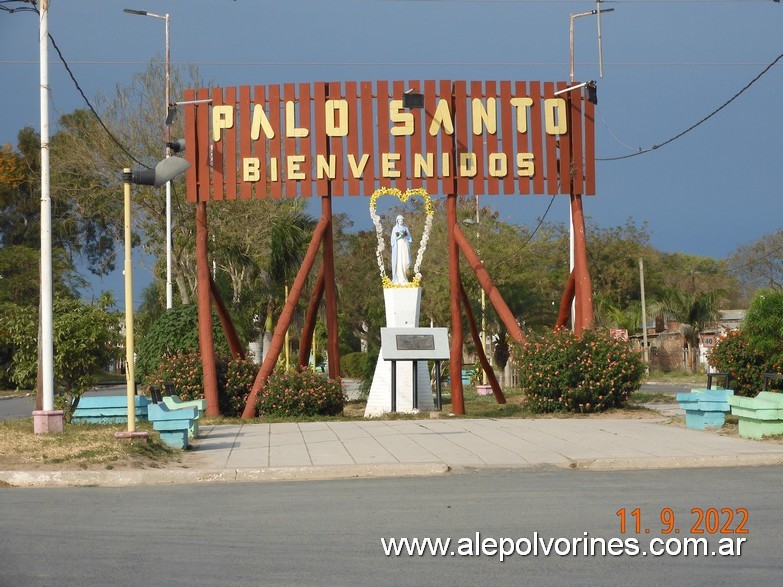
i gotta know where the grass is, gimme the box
[0,419,177,470]
[645,369,707,385]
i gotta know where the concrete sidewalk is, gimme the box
[4,413,783,487]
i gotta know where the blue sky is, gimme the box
[2,0,782,305]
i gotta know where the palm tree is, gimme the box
[656,288,725,371]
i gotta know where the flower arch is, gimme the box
[369,187,435,288]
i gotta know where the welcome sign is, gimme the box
[183,80,595,202]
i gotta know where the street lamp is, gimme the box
[118,156,190,438]
[462,197,487,386]
[567,4,614,329]
[123,8,174,310]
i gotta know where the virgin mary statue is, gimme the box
[390,215,412,284]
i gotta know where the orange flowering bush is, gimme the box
[257,368,345,418]
[148,353,257,417]
[512,328,645,414]
[707,330,779,397]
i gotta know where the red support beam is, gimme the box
[570,193,594,335]
[298,264,326,368]
[453,225,524,344]
[321,198,340,381]
[196,202,220,416]
[555,270,576,330]
[458,281,506,405]
[241,217,330,418]
[209,277,245,360]
[446,194,465,415]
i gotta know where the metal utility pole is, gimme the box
[123,8,173,308]
[39,0,54,413]
[639,258,650,367]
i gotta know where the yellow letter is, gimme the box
[544,98,567,135]
[510,97,533,134]
[212,105,234,142]
[285,101,309,138]
[287,155,306,180]
[516,152,535,177]
[347,154,369,178]
[326,99,348,137]
[429,99,454,136]
[243,157,260,182]
[488,153,507,177]
[472,97,496,135]
[316,154,335,179]
[389,100,414,136]
[270,157,278,182]
[413,153,433,178]
[381,153,401,178]
[250,104,275,141]
[459,153,477,177]
[441,152,451,177]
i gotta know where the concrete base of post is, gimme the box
[32,410,64,434]
[114,431,150,443]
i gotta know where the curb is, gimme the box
[562,453,783,471]
[0,463,451,488]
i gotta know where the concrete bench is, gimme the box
[146,402,198,449]
[675,388,734,430]
[728,391,783,440]
[71,395,150,425]
[148,385,204,438]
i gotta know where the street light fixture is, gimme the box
[118,156,190,437]
[123,8,174,310]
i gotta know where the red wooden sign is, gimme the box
[183,80,595,203]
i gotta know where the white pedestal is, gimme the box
[365,288,435,417]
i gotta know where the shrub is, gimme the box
[743,289,783,367]
[707,330,773,397]
[257,368,345,418]
[512,328,645,414]
[340,351,369,378]
[135,305,231,380]
[147,352,257,417]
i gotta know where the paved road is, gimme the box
[1,467,778,586]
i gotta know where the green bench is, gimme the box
[148,385,205,440]
[727,391,783,440]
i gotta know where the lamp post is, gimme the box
[32,0,63,434]
[462,195,487,385]
[118,157,190,437]
[123,8,174,310]
[567,5,614,329]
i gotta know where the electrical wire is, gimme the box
[13,1,151,169]
[725,242,783,273]
[598,51,783,161]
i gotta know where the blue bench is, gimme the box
[148,385,205,439]
[71,395,150,425]
[147,402,199,449]
[675,388,734,430]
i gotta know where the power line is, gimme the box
[12,1,150,169]
[598,51,783,161]
[726,242,783,273]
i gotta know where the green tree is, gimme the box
[2,296,121,415]
[727,229,783,297]
[742,288,783,366]
[656,288,725,371]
